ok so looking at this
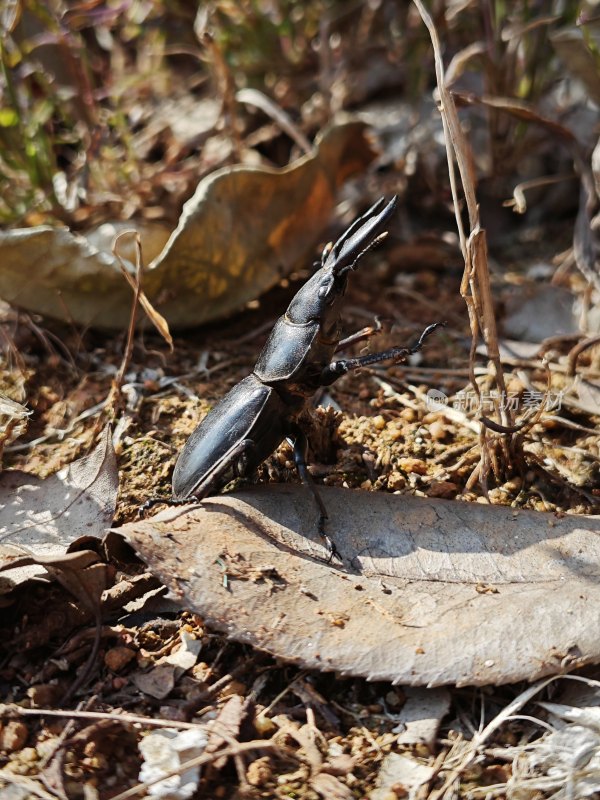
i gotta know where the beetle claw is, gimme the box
[137,495,168,517]
[318,514,342,564]
[323,534,342,565]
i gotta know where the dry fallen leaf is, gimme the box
[310,772,353,800]
[0,550,109,621]
[372,752,435,800]
[0,120,375,330]
[502,284,579,342]
[393,687,451,748]
[131,630,202,700]
[0,426,118,590]
[120,485,600,686]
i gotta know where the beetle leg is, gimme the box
[286,425,341,563]
[233,439,257,477]
[321,321,445,386]
[335,323,380,353]
[138,494,200,517]
[335,317,388,353]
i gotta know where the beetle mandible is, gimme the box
[146,197,444,560]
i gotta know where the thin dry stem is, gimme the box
[199,30,243,162]
[0,705,207,730]
[105,230,172,425]
[568,333,600,376]
[109,739,279,800]
[413,0,514,492]
[236,88,312,154]
[116,232,142,389]
[107,231,144,420]
[428,675,560,800]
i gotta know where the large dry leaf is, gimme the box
[0,120,375,330]
[121,486,600,687]
[0,426,118,589]
[131,630,202,700]
[0,549,109,619]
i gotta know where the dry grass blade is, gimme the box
[567,334,600,376]
[236,88,312,154]
[0,705,210,730]
[113,231,173,351]
[0,392,29,461]
[0,772,57,799]
[453,89,600,297]
[505,174,576,214]
[573,176,600,295]
[453,91,578,145]
[429,676,560,800]
[195,14,243,162]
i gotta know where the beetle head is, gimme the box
[286,196,398,336]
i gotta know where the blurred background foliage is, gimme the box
[0,0,598,227]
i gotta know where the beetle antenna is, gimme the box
[320,241,333,267]
[337,231,389,276]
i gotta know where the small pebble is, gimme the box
[158,705,187,722]
[428,480,458,498]
[27,683,60,707]
[324,754,355,775]
[254,713,277,736]
[387,471,406,491]
[399,457,427,475]
[104,646,136,672]
[220,680,246,698]
[247,756,273,787]
[0,721,28,752]
[503,477,523,492]
[385,689,404,709]
[19,747,39,764]
[428,420,447,441]
[372,415,386,431]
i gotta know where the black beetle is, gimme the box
[145,197,443,559]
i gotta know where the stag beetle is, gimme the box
[144,197,443,560]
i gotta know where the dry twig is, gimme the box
[109,739,280,800]
[413,0,527,495]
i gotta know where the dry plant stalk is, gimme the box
[109,740,280,800]
[101,231,173,423]
[413,0,514,494]
[194,8,243,162]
